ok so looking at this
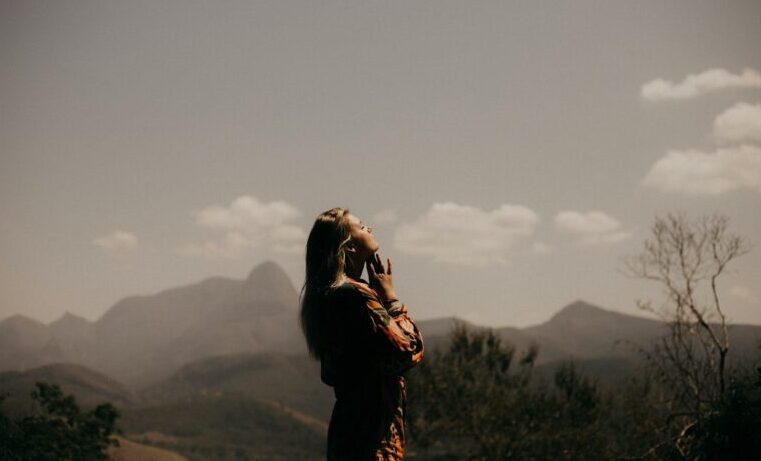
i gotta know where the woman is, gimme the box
[300,207,424,461]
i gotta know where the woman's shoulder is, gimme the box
[330,277,377,301]
[323,280,370,324]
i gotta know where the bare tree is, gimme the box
[624,213,750,455]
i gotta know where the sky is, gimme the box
[2,0,760,327]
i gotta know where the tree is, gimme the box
[407,322,538,460]
[0,382,119,461]
[407,322,607,460]
[624,213,751,457]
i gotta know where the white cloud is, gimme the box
[394,202,539,266]
[555,211,631,245]
[371,209,398,225]
[177,196,307,259]
[713,102,761,142]
[194,196,300,230]
[642,145,761,195]
[729,285,758,304]
[93,230,138,251]
[641,68,761,101]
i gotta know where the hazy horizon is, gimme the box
[0,259,676,328]
[2,0,760,328]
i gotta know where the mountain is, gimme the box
[49,311,93,337]
[0,314,51,350]
[140,352,334,422]
[519,300,665,363]
[0,362,140,416]
[108,436,189,461]
[417,300,761,367]
[2,292,759,461]
[42,312,97,364]
[92,261,304,385]
[0,358,327,461]
[0,315,52,371]
[0,357,326,461]
[118,394,325,461]
[0,261,306,387]
[3,264,760,389]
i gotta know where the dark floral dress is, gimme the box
[319,278,424,461]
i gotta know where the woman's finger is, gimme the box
[374,253,384,274]
[387,258,392,275]
[366,259,376,277]
[368,254,376,275]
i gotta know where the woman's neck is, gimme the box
[344,256,364,280]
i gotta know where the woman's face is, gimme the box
[345,213,379,260]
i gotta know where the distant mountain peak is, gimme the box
[247,260,289,282]
[242,260,299,308]
[51,311,90,327]
[0,313,46,328]
[246,261,295,291]
[537,300,624,329]
[535,300,661,335]
[49,311,93,340]
[0,313,52,351]
[555,300,607,317]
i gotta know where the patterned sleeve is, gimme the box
[347,280,424,376]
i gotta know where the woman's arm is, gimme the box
[347,280,424,376]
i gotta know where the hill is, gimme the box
[108,436,189,461]
[0,362,140,416]
[3,264,759,390]
[417,300,761,368]
[0,261,305,386]
[0,315,52,371]
[118,394,325,461]
[140,352,334,421]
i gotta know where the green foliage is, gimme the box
[407,323,607,460]
[407,324,761,461]
[0,382,119,461]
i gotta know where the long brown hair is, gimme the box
[300,207,352,359]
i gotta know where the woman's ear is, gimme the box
[344,241,356,254]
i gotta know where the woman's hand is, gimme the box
[366,252,397,303]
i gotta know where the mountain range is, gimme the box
[0,261,304,386]
[2,261,760,389]
[2,261,759,460]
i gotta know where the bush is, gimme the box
[407,323,607,460]
[407,323,761,461]
[0,382,119,461]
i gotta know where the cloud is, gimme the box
[642,145,761,195]
[729,285,758,304]
[93,231,138,251]
[555,211,631,244]
[371,209,398,225]
[194,196,300,230]
[641,68,761,101]
[394,202,539,266]
[177,196,307,259]
[713,102,761,142]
